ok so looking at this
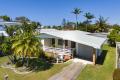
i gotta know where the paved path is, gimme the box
[48,62,86,80]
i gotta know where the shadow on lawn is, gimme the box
[27,58,54,72]
[96,50,108,65]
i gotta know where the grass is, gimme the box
[76,44,116,80]
[0,56,70,80]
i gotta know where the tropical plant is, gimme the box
[12,33,41,57]
[10,22,43,66]
[72,8,82,29]
[84,12,94,31]
[11,32,42,66]
[0,15,11,21]
[15,16,30,22]
[65,21,76,30]
[20,21,39,33]
[62,18,67,29]
[43,26,51,29]
[108,29,120,46]
[5,25,19,36]
[0,35,11,54]
[112,24,120,31]
[0,35,16,63]
[95,16,108,32]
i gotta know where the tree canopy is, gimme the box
[108,26,120,46]
[15,16,30,22]
[0,15,11,21]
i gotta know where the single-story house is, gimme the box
[0,22,21,36]
[39,29,106,64]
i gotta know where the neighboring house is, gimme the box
[39,29,106,64]
[0,22,21,36]
[0,22,21,26]
[0,31,9,37]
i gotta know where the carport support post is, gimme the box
[93,48,96,65]
[63,40,65,52]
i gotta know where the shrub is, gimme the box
[113,68,120,80]
[6,62,11,65]
[15,61,23,67]
[108,29,120,47]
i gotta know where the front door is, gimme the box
[51,38,55,47]
[71,41,76,57]
[71,41,76,48]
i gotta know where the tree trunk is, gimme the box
[76,14,78,30]
[22,56,25,65]
[27,57,29,67]
[7,55,15,64]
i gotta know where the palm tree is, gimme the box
[0,35,15,63]
[11,22,42,66]
[72,8,82,29]
[96,16,108,32]
[11,32,42,66]
[84,12,94,31]
[5,25,19,36]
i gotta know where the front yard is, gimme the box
[0,45,116,80]
[76,45,116,80]
[0,56,70,80]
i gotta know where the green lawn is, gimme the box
[0,56,70,80]
[76,45,116,80]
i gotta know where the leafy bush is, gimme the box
[108,29,120,46]
[15,61,23,67]
[45,52,55,62]
[113,69,120,80]
[27,58,53,71]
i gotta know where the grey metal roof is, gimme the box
[40,29,107,49]
[0,22,21,26]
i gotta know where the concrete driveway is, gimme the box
[48,62,86,80]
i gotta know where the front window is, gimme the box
[71,41,76,48]
[52,38,55,45]
[58,39,63,45]
[65,40,68,46]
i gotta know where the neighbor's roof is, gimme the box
[0,22,21,26]
[0,31,9,36]
[40,29,107,49]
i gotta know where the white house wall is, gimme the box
[41,39,45,50]
[68,40,71,48]
[44,38,51,47]
[41,38,72,49]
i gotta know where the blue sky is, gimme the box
[0,0,120,26]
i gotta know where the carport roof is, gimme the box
[40,29,107,49]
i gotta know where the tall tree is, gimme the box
[66,21,76,30]
[84,12,94,31]
[72,8,82,29]
[96,16,108,32]
[15,16,30,22]
[12,33,41,58]
[62,18,67,29]
[11,22,42,65]
[0,15,11,21]
[11,32,42,66]
[20,21,39,33]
